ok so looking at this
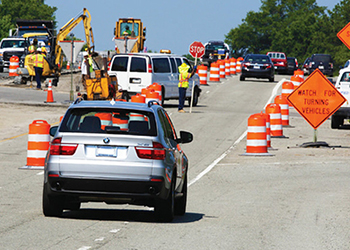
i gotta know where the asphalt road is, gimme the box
[1,74,350,249]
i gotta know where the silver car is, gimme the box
[43,99,193,222]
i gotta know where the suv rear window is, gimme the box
[312,55,332,63]
[245,55,270,63]
[111,56,129,71]
[152,58,171,73]
[130,57,146,72]
[60,108,157,136]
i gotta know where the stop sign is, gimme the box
[189,41,205,58]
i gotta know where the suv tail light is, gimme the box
[330,63,333,69]
[49,137,78,156]
[148,63,153,73]
[135,142,165,160]
[264,64,271,69]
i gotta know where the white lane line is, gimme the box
[109,229,121,233]
[77,247,91,250]
[36,171,44,176]
[188,78,285,187]
[94,237,105,242]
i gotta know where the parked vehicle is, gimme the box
[240,54,275,82]
[43,100,193,222]
[331,68,350,128]
[0,37,28,72]
[266,52,287,73]
[107,53,201,105]
[201,41,230,66]
[286,57,298,75]
[302,57,311,75]
[308,54,333,76]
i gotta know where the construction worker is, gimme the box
[178,63,195,113]
[28,41,35,54]
[81,51,90,89]
[32,48,45,90]
[123,26,131,36]
[41,46,47,56]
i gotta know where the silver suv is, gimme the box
[43,100,193,222]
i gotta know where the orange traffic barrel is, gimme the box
[242,114,271,156]
[197,65,208,85]
[274,95,289,126]
[130,93,146,121]
[282,81,294,99]
[9,56,19,76]
[44,80,55,103]
[236,57,243,74]
[294,69,304,80]
[95,113,113,130]
[141,87,150,98]
[148,82,163,101]
[112,112,129,131]
[291,75,303,89]
[253,112,271,148]
[131,93,145,103]
[209,62,220,82]
[145,89,160,104]
[265,103,284,137]
[218,60,226,79]
[22,120,50,170]
[225,59,230,76]
[230,58,236,75]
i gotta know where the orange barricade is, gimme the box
[141,87,150,98]
[243,114,271,156]
[197,65,208,85]
[9,56,19,77]
[291,75,303,89]
[274,95,289,126]
[149,82,162,102]
[294,69,304,80]
[230,58,236,75]
[225,59,230,76]
[254,112,271,148]
[66,61,70,70]
[265,103,283,137]
[112,112,129,131]
[44,80,55,103]
[145,89,160,104]
[218,60,226,79]
[95,113,113,130]
[282,81,294,99]
[236,57,243,74]
[22,120,50,170]
[130,94,146,121]
[209,62,220,82]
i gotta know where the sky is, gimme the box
[45,0,339,55]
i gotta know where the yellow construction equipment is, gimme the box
[114,18,146,53]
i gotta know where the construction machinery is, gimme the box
[113,18,146,53]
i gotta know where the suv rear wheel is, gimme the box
[42,184,64,217]
[155,178,175,222]
[331,115,343,129]
[174,174,187,216]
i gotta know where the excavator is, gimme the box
[17,8,116,101]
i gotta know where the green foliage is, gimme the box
[225,0,350,74]
[0,0,57,40]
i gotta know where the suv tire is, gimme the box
[0,66,3,73]
[42,184,64,217]
[174,174,187,216]
[240,75,245,81]
[155,178,175,222]
[331,115,343,129]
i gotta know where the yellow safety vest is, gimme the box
[28,45,35,53]
[32,54,44,68]
[178,72,190,88]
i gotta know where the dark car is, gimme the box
[240,54,275,82]
[308,54,333,76]
[302,57,310,75]
[287,57,298,75]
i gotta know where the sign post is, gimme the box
[189,41,205,113]
[287,69,346,146]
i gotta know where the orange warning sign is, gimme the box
[287,69,346,129]
[337,22,350,50]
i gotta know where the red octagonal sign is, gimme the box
[189,41,205,58]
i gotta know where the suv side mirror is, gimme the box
[49,126,58,137]
[178,131,193,144]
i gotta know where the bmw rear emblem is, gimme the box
[103,138,110,144]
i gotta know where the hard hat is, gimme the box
[37,48,41,52]
[82,51,88,57]
[178,63,190,73]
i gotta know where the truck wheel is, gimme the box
[155,178,175,222]
[331,115,343,129]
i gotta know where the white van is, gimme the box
[107,53,201,106]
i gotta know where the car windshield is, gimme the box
[1,40,26,49]
[340,72,350,82]
[205,43,226,50]
[245,55,270,63]
[59,108,157,136]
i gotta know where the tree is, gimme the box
[0,0,57,40]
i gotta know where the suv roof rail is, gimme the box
[148,100,160,107]
[74,97,84,105]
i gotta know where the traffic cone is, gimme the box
[44,80,55,103]
[67,61,70,70]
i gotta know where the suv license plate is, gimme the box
[96,146,117,157]
[319,66,324,69]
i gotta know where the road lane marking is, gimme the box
[188,79,285,187]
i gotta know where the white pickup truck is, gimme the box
[0,37,27,72]
[331,67,350,128]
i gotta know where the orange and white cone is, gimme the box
[67,61,70,70]
[44,80,55,103]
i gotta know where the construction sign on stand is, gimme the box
[287,69,346,129]
[337,22,350,50]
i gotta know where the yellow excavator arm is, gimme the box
[55,8,95,66]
